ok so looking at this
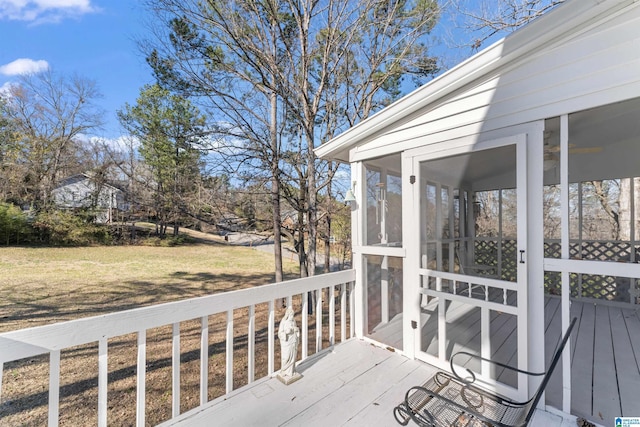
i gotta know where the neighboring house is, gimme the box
[52,173,126,223]
[317,0,640,423]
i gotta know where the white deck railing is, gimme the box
[0,269,355,427]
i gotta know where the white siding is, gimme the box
[350,2,640,161]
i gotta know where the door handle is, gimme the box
[519,250,525,264]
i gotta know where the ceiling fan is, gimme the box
[543,130,603,156]
[544,143,603,155]
[542,131,603,170]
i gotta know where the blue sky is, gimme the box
[0,0,483,142]
[0,1,153,140]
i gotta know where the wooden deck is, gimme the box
[162,339,576,427]
[156,298,638,426]
[370,297,640,425]
[434,296,640,424]
[556,298,640,424]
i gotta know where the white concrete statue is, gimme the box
[277,306,302,385]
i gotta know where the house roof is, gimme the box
[56,173,123,192]
[315,0,637,163]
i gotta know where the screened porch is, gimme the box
[358,97,640,425]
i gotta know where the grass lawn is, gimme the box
[0,241,304,426]
[0,242,298,333]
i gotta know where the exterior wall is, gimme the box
[349,2,640,161]
[52,175,124,223]
[329,0,640,411]
[52,177,94,208]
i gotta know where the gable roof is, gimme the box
[316,0,638,163]
[56,173,122,192]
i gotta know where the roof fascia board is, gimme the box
[315,0,633,161]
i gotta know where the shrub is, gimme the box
[0,203,33,245]
[32,210,113,246]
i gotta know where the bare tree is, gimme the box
[0,98,20,204]
[1,70,104,211]
[143,0,440,277]
[451,0,565,49]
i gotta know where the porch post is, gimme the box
[559,114,571,412]
[402,152,420,358]
[351,161,365,338]
[527,123,546,400]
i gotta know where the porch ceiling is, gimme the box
[420,144,516,191]
[423,96,640,190]
[545,97,640,184]
[363,96,640,192]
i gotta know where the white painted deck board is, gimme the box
[341,362,436,426]
[565,300,640,424]
[489,311,518,386]
[404,297,638,425]
[592,304,621,421]
[162,298,637,427]
[569,300,595,419]
[162,340,415,427]
[624,309,640,374]
[282,350,420,426]
[162,338,575,427]
[543,297,563,408]
[610,306,640,417]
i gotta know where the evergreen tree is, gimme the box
[118,84,205,236]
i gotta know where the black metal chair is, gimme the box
[394,318,577,427]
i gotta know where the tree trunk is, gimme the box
[270,88,284,282]
[297,192,308,278]
[592,180,620,239]
[307,151,317,277]
[324,176,333,273]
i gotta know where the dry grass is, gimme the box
[0,242,298,332]
[0,240,331,426]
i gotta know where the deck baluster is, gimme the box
[0,362,3,406]
[329,284,335,346]
[340,283,346,342]
[172,322,180,417]
[316,288,323,352]
[225,310,233,394]
[200,316,208,405]
[48,349,60,427]
[302,291,309,359]
[349,282,355,338]
[0,269,356,426]
[248,305,255,383]
[268,300,275,375]
[98,338,108,427]
[136,330,146,427]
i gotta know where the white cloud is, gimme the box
[0,58,49,76]
[0,0,99,23]
[88,135,141,153]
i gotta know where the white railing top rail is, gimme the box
[419,268,519,291]
[0,269,356,364]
